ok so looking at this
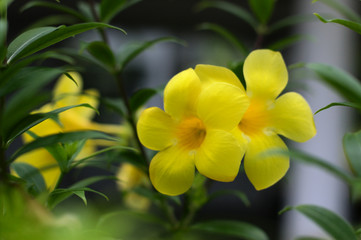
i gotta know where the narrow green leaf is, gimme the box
[74,190,87,205]
[118,37,184,70]
[21,1,89,22]
[196,1,258,29]
[315,0,361,22]
[100,0,141,23]
[269,14,315,33]
[282,205,358,240]
[84,41,116,69]
[343,131,361,177]
[10,131,119,162]
[279,149,353,184]
[268,34,312,51]
[130,88,158,112]
[7,22,126,64]
[7,27,58,62]
[5,104,96,146]
[315,102,361,114]
[248,0,275,24]
[25,15,78,29]
[101,97,126,116]
[190,220,269,240]
[314,13,361,35]
[0,19,8,62]
[207,189,250,207]
[11,162,47,195]
[306,63,361,103]
[71,175,117,189]
[197,22,249,56]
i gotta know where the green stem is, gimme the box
[160,196,178,229]
[115,72,149,167]
[88,0,109,45]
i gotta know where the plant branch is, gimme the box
[88,0,109,45]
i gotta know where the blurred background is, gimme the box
[6,0,361,239]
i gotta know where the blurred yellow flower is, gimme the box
[197,49,316,190]
[13,72,124,191]
[117,163,150,210]
[137,67,250,196]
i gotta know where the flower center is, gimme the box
[176,117,206,150]
[238,98,270,137]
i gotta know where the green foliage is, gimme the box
[130,88,159,112]
[6,22,125,64]
[100,0,142,23]
[190,220,269,240]
[83,41,117,71]
[281,205,358,240]
[343,131,361,177]
[314,13,361,35]
[315,102,361,114]
[248,0,275,24]
[12,162,47,195]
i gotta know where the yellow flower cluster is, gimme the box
[137,49,316,196]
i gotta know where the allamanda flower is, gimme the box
[137,67,250,196]
[196,49,316,190]
[13,72,124,190]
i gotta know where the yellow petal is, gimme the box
[244,133,289,190]
[54,72,83,107]
[13,149,61,191]
[150,146,195,196]
[195,129,244,182]
[270,92,316,142]
[197,82,250,131]
[23,116,63,143]
[66,89,99,120]
[244,49,288,99]
[164,68,201,120]
[137,107,176,151]
[195,64,245,91]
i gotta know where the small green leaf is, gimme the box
[281,205,358,240]
[197,22,249,57]
[207,189,250,207]
[7,22,125,64]
[25,15,78,29]
[100,0,142,23]
[5,104,96,146]
[344,131,361,177]
[315,0,361,22]
[315,102,361,114]
[306,63,361,103]
[11,162,47,195]
[73,190,87,205]
[101,97,126,116]
[84,41,116,70]
[196,1,258,29]
[268,34,312,51]
[269,14,315,33]
[21,1,89,22]
[117,37,184,71]
[10,130,119,162]
[248,0,275,24]
[130,88,158,112]
[314,13,361,35]
[190,220,269,240]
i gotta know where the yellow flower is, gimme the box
[13,72,124,191]
[137,67,250,196]
[197,49,316,190]
[117,163,150,210]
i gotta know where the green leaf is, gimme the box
[281,205,358,240]
[196,1,258,29]
[315,0,361,22]
[269,14,315,33]
[25,15,78,29]
[7,26,58,63]
[0,18,7,62]
[207,189,250,207]
[248,0,275,24]
[84,41,116,70]
[315,102,361,114]
[197,22,249,57]
[5,104,96,146]
[11,162,47,195]
[100,0,142,23]
[306,63,361,103]
[101,97,126,116]
[130,88,158,112]
[276,149,353,184]
[21,1,89,22]
[190,220,269,240]
[268,34,312,51]
[314,13,361,35]
[7,22,126,64]
[117,37,184,71]
[73,190,87,205]
[10,130,119,162]
[343,130,361,177]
